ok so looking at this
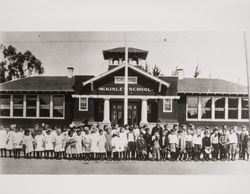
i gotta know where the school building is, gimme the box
[0,47,249,128]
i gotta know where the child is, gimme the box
[185,129,193,161]
[202,130,212,161]
[44,129,54,159]
[177,130,186,161]
[168,129,178,161]
[83,128,91,160]
[111,133,121,161]
[152,131,161,161]
[98,129,106,160]
[243,131,250,160]
[6,126,14,157]
[13,127,24,158]
[105,127,113,160]
[0,125,7,157]
[192,129,203,161]
[127,127,136,160]
[34,129,45,159]
[54,128,65,159]
[90,127,99,160]
[65,129,76,160]
[159,130,168,161]
[143,128,152,160]
[210,127,219,161]
[228,128,238,161]
[23,130,34,158]
[136,133,146,160]
[75,130,83,160]
[119,127,128,160]
[219,128,229,161]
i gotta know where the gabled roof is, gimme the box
[82,64,170,87]
[178,78,247,95]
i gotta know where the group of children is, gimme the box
[0,122,250,162]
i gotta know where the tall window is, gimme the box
[214,97,225,119]
[0,95,10,117]
[79,97,88,111]
[187,97,198,119]
[201,97,212,119]
[26,95,37,117]
[228,98,238,119]
[53,95,64,117]
[39,95,50,117]
[13,95,23,117]
[241,98,249,119]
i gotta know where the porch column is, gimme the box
[140,98,148,125]
[103,97,111,124]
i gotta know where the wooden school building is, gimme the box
[0,47,249,128]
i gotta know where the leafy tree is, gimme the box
[152,65,161,77]
[0,45,44,83]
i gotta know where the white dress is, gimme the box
[0,130,7,149]
[23,135,34,153]
[65,136,76,154]
[111,136,122,152]
[119,132,128,152]
[35,135,45,151]
[54,134,64,152]
[44,134,54,151]
[75,135,83,154]
[90,132,99,153]
[6,131,14,150]
[83,134,91,153]
[98,134,106,153]
[13,132,24,149]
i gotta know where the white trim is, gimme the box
[0,116,65,120]
[186,118,249,122]
[78,97,88,111]
[72,94,180,100]
[23,94,26,117]
[82,64,170,88]
[163,98,173,113]
[178,91,248,95]
[50,95,53,118]
[114,76,137,84]
[10,94,13,117]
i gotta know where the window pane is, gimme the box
[53,95,64,117]
[228,98,238,119]
[26,95,37,117]
[13,95,23,117]
[242,98,249,119]
[187,97,198,108]
[39,95,50,117]
[215,97,225,119]
[187,108,198,119]
[79,97,87,110]
[201,97,212,119]
[0,95,10,116]
[187,97,198,119]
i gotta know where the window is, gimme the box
[187,97,198,119]
[99,101,104,113]
[163,98,172,112]
[79,97,88,111]
[241,98,249,119]
[114,76,137,84]
[26,95,37,117]
[39,95,50,117]
[201,97,212,119]
[228,98,238,119]
[0,95,10,117]
[214,97,225,119]
[13,95,23,117]
[53,95,64,117]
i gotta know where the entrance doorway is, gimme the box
[110,101,140,126]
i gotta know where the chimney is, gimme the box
[67,67,74,78]
[177,68,184,79]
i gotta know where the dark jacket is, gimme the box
[143,133,152,147]
[159,135,168,148]
[151,126,163,137]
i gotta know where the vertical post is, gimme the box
[140,98,148,125]
[124,32,128,125]
[36,95,39,118]
[243,32,250,125]
[23,94,26,117]
[10,94,13,117]
[103,98,110,124]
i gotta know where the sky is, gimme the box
[0,31,249,85]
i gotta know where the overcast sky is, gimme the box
[0,31,249,85]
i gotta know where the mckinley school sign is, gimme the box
[97,86,154,92]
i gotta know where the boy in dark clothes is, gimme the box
[159,130,169,161]
[202,130,212,161]
[143,128,152,160]
[136,133,147,160]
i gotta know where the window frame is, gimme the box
[163,98,173,113]
[114,76,138,84]
[79,97,88,111]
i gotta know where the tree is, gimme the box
[0,45,44,83]
[152,65,161,77]
[193,64,201,78]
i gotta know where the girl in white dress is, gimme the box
[111,133,121,161]
[98,129,106,160]
[90,128,99,160]
[65,130,76,159]
[34,130,45,158]
[44,129,54,159]
[82,128,91,160]
[54,128,65,159]
[13,127,24,158]
[23,130,34,158]
[75,130,83,159]
[119,127,128,160]
[0,125,7,157]
[6,127,15,157]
